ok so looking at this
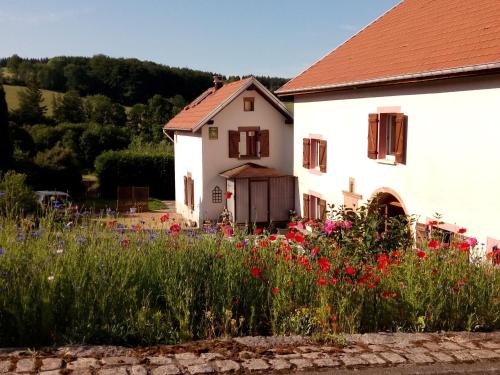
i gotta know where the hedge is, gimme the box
[95,150,174,199]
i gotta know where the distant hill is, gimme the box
[0,55,289,107]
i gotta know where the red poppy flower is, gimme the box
[310,247,320,255]
[250,267,261,278]
[458,242,470,252]
[160,214,169,223]
[431,269,438,276]
[317,277,327,286]
[345,267,356,275]
[269,235,277,241]
[417,250,426,258]
[368,282,375,288]
[236,241,245,248]
[428,240,439,249]
[120,239,130,247]
[259,240,269,248]
[170,223,181,234]
[294,233,305,244]
[271,287,279,295]
[329,277,337,285]
[332,314,337,321]
[458,228,467,234]
[382,292,390,299]
[254,228,263,235]
[373,276,380,283]
[285,232,295,240]
[391,293,397,299]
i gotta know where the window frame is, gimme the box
[243,97,255,112]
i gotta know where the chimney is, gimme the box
[213,75,223,90]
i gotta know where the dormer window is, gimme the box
[244,97,255,111]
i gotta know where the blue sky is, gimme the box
[0,0,399,77]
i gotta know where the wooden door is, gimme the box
[250,180,268,223]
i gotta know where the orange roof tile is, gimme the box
[276,0,500,95]
[165,78,252,130]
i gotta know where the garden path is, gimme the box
[0,331,499,374]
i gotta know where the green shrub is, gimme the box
[79,124,130,168]
[0,171,37,217]
[95,150,174,199]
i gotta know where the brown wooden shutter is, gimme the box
[319,140,327,173]
[228,130,239,158]
[303,194,310,220]
[184,176,188,205]
[319,199,327,220]
[368,113,379,159]
[259,129,269,157]
[189,178,194,210]
[394,113,407,164]
[303,138,311,168]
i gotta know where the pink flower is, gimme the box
[323,220,337,234]
[343,220,353,229]
[466,237,478,248]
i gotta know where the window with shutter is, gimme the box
[303,194,310,220]
[184,176,188,205]
[189,178,194,210]
[368,112,407,164]
[228,130,239,158]
[302,138,311,168]
[259,130,269,157]
[368,113,379,159]
[319,199,327,220]
[319,140,327,173]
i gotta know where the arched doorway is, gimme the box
[370,188,408,218]
[369,188,409,233]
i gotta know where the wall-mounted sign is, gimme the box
[208,126,218,140]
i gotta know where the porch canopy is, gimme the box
[220,163,296,224]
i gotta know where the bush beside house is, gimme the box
[95,150,174,199]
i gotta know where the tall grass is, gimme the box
[0,215,498,347]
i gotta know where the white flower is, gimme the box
[48,275,55,281]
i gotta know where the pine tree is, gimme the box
[16,84,47,124]
[0,84,13,172]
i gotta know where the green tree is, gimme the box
[53,90,85,123]
[79,124,130,168]
[34,143,78,170]
[15,84,47,125]
[0,84,13,171]
[84,94,126,126]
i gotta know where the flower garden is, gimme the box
[0,202,499,348]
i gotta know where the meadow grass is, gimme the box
[3,84,58,116]
[0,214,498,347]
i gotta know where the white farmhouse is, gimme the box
[275,0,500,256]
[165,76,294,227]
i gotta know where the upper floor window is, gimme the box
[244,97,255,111]
[228,127,269,159]
[368,113,407,164]
[303,138,327,172]
[184,175,194,211]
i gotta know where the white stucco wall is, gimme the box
[293,75,500,253]
[200,89,293,222]
[174,131,203,224]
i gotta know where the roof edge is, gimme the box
[191,76,293,132]
[275,0,404,95]
[275,62,500,96]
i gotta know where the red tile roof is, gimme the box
[276,0,500,95]
[165,77,252,130]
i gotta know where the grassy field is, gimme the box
[3,84,58,116]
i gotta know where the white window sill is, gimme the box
[377,158,397,165]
